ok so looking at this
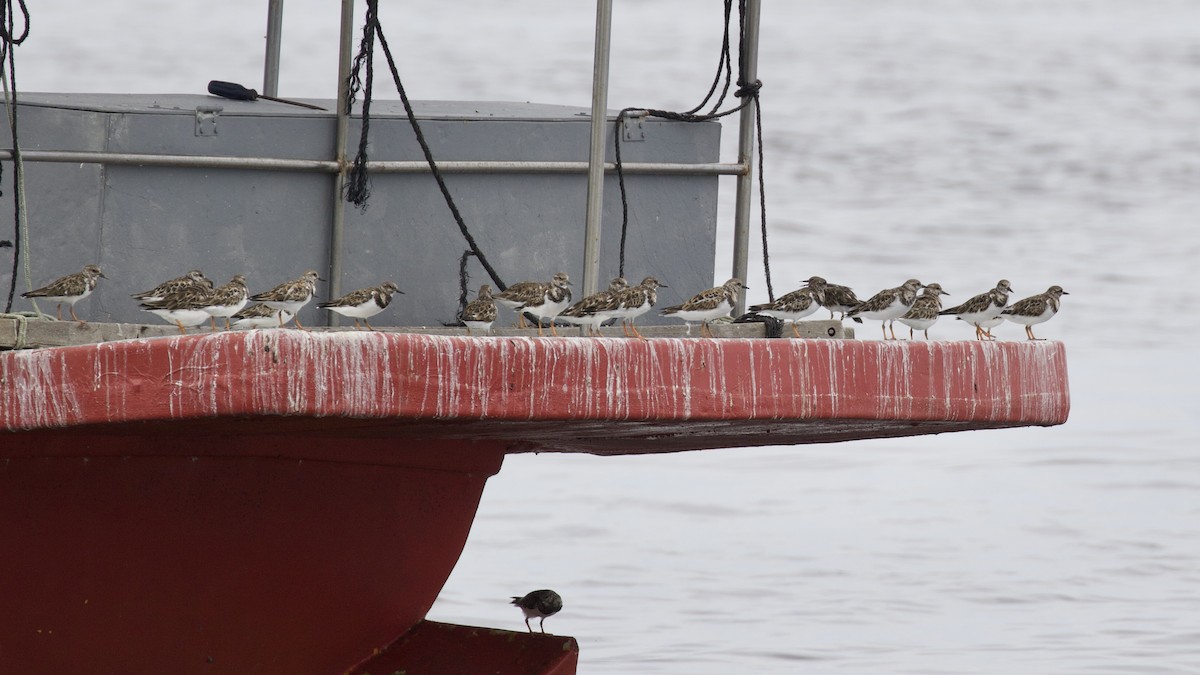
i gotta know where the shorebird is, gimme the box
[1002,285,1069,340]
[494,272,571,331]
[318,281,402,331]
[610,276,666,339]
[557,277,627,336]
[939,279,1012,340]
[511,589,563,634]
[846,278,924,340]
[249,270,321,329]
[22,264,106,324]
[509,272,573,337]
[806,276,862,322]
[898,282,949,339]
[660,278,746,337]
[459,284,498,335]
[199,274,249,331]
[749,283,824,338]
[229,303,295,329]
[139,285,215,335]
[132,269,212,303]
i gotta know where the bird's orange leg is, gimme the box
[791,322,801,338]
[632,322,648,341]
[364,318,375,331]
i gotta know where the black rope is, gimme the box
[683,0,735,117]
[752,89,773,302]
[456,249,472,319]
[343,0,507,292]
[343,0,376,208]
[612,0,775,300]
[1,0,29,314]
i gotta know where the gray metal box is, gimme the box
[1,94,721,327]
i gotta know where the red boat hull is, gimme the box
[0,332,1068,672]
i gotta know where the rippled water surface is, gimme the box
[19,0,1200,672]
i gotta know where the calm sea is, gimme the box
[19,0,1200,672]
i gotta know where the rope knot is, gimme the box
[735,79,762,99]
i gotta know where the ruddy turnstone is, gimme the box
[807,276,863,323]
[610,276,666,339]
[131,269,212,303]
[459,284,498,335]
[749,284,823,338]
[317,281,402,331]
[660,278,747,337]
[846,278,924,340]
[557,277,627,336]
[139,285,215,334]
[229,303,295,329]
[512,272,573,337]
[1002,285,1069,340]
[494,272,571,332]
[22,264,106,323]
[511,589,563,634]
[199,274,249,331]
[939,279,1012,340]
[249,270,321,329]
[898,282,949,340]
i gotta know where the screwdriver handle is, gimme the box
[207,80,259,102]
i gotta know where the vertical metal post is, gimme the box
[581,0,614,300]
[262,0,285,97]
[328,0,355,325]
[730,0,762,315]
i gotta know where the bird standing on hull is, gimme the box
[459,284,498,335]
[898,282,949,339]
[557,277,627,336]
[200,274,250,331]
[939,279,1012,340]
[1002,285,1069,340]
[511,589,563,634]
[318,281,402,331]
[22,264,107,324]
[140,285,216,335]
[249,270,321,329]
[660,278,746,337]
[610,276,666,339]
[846,278,924,340]
[749,283,823,338]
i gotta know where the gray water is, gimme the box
[19,0,1200,672]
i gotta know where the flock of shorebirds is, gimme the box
[19,264,1068,340]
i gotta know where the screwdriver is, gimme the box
[207,80,327,111]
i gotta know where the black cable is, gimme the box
[611,0,775,299]
[343,0,376,208]
[683,0,734,117]
[1,0,29,314]
[343,0,506,292]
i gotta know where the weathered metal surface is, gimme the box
[0,331,1070,450]
[0,94,722,329]
[349,621,579,675]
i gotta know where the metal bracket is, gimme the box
[621,111,647,142]
[195,106,222,137]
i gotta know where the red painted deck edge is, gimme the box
[1,332,1069,452]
